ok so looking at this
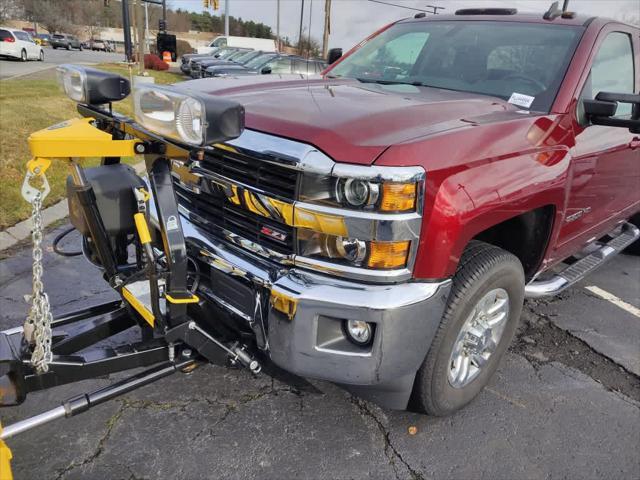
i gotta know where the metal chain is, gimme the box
[23,192,53,374]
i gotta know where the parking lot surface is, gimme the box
[1,226,639,480]
[0,47,122,79]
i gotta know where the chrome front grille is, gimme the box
[172,140,299,258]
[174,182,295,255]
[199,147,298,200]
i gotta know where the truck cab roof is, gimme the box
[403,11,631,29]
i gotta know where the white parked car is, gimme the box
[0,27,44,61]
[196,35,276,55]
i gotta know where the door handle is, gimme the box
[630,137,640,149]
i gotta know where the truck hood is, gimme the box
[179,77,515,165]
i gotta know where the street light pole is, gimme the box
[144,1,149,53]
[276,0,280,51]
[224,0,229,36]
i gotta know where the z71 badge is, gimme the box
[260,226,287,242]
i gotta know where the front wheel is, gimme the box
[20,49,27,62]
[410,241,524,416]
[38,50,44,61]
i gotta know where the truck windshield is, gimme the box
[328,21,584,112]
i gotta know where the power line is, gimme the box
[367,0,429,12]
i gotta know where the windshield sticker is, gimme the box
[508,92,535,109]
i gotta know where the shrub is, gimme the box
[176,39,193,57]
[144,54,169,71]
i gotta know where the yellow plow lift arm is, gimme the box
[26,117,141,175]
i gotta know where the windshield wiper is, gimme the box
[356,78,433,87]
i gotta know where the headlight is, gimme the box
[293,164,423,276]
[335,178,379,207]
[56,64,130,104]
[133,85,244,146]
[300,165,422,213]
[298,230,410,269]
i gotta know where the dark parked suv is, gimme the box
[204,54,326,77]
[50,34,82,50]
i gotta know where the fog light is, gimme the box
[343,320,373,346]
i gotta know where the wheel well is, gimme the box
[472,206,555,280]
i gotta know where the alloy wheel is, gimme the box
[448,288,510,388]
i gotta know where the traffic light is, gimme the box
[212,0,219,9]
[159,19,167,31]
[203,0,209,8]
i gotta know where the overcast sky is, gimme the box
[172,0,639,49]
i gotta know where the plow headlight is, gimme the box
[133,85,245,146]
[56,64,130,104]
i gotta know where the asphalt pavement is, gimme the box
[0,226,638,480]
[0,47,123,79]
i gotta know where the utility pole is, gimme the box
[224,0,229,36]
[298,0,305,55]
[322,0,331,60]
[135,0,145,74]
[276,0,280,51]
[162,0,167,24]
[144,1,149,53]
[122,0,133,62]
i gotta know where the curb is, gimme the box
[0,162,145,252]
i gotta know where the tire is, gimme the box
[53,46,57,49]
[79,46,83,51]
[20,49,27,62]
[38,50,44,61]
[411,241,525,416]
[66,44,70,50]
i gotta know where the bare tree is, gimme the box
[21,0,69,33]
[78,0,104,39]
[0,0,20,23]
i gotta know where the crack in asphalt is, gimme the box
[54,401,128,480]
[189,379,306,442]
[349,396,425,480]
[513,304,640,405]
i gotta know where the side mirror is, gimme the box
[261,66,272,74]
[584,91,640,134]
[327,47,342,65]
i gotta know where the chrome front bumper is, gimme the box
[181,215,452,409]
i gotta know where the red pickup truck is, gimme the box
[16,7,637,419]
[164,8,638,415]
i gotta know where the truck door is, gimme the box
[557,26,639,255]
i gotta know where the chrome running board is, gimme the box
[525,222,640,298]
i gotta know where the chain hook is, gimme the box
[21,159,54,374]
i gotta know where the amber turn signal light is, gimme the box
[380,183,416,212]
[367,241,410,269]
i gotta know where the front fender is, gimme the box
[414,146,571,279]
